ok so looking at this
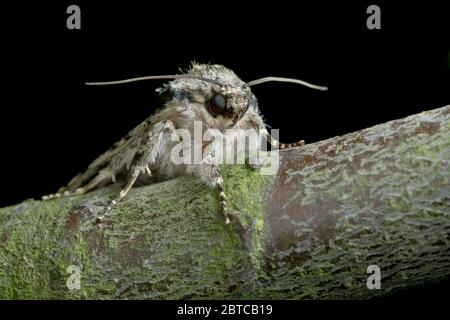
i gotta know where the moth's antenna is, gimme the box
[247,77,328,91]
[85,75,223,86]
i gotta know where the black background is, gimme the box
[1,1,449,301]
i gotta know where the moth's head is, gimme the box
[158,63,254,129]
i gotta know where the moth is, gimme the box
[43,63,327,224]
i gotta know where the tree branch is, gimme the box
[0,106,449,299]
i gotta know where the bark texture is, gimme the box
[0,106,449,299]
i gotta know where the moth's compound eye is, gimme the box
[209,94,227,116]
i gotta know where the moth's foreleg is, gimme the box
[216,175,230,225]
[263,129,305,150]
[195,154,231,224]
[97,120,176,221]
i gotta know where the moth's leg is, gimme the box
[278,140,305,149]
[263,128,304,150]
[74,169,114,194]
[217,175,230,225]
[250,115,304,150]
[145,165,152,177]
[42,169,114,200]
[105,169,140,211]
[195,149,231,224]
[198,154,256,249]
[97,120,176,221]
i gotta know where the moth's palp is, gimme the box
[85,75,223,87]
[246,77,328,91]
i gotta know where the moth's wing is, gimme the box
[59,117,154,193]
